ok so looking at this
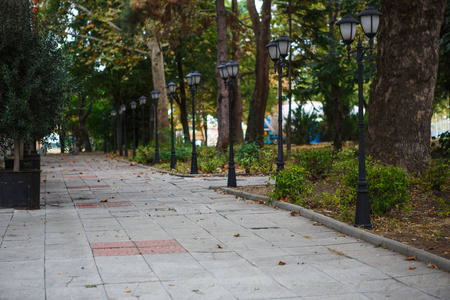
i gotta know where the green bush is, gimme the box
[341,158,410,216]
[293,148,334,180]
[269,166,313,204]
[236,142,274,173]
[421,159,450,191]
[431,131,450,159]
[198,147,227,173]
[135,146,155,164]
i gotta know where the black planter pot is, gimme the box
[0,169,41,209]
[4,154,41,170]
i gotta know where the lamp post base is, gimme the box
[227,165,236,187]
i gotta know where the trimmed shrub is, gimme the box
[269,166,313,204]
[293,147,334,180]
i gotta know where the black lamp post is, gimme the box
[151,90,161,164]
[131,101,137,157]
[102,115,107,154]
[166,82,177,170]
[336,7,382,229]
[121,104,128,157]
[139,95,147,147]
[118,108,123,156]
[111,110,117,154]
[217,60,239,187]
[186,71,202,174]
[266,34,293,172]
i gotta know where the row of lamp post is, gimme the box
[103,5,380,229]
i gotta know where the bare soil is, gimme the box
[234,179,450,260]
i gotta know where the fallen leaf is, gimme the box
[216,244,223,249]
[313,222,323,226]
[100,199,108,203]
[442,248,450,253]
[278,261,286,265]
[85,285,97,288]
[97,180,100,182]
[290,211,301,217]
[409,267,416,270]
[405,255,417,261]
[125,289,131,293]
[258,200,264,204]
[234,233,240,237]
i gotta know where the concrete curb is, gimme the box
[216,187,450,273]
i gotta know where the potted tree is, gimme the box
[0,0,68,208]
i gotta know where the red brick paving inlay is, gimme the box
[90,240,186,257]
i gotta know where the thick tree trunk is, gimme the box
[367,0,446,173]
[149,40,169,139]
[231,0,244,144]
[216,0,229,150]
[245,0,272,144]
[175,50,190,142]
[78,94,93,152]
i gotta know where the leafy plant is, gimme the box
[198,147,227,173]
[341,158,410,216]
[268,166,313,204]
[236,142,274,173]
[293,147,334,180]
[286,107,320,145]
[420,159,450,191]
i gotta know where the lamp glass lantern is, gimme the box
[191,71,202,85]
[111,110,117,117]
[226,60,239,78]
[217,62,229,80]
[167,82,176,94]
[275,34,293,57]
[186,73,193,86]
[139,95,146,106]
[120,104,126,113]
[336,15,359,45]
[266,39,280,62]
[357,7,382,39]
[151,89,161,101]
[130,101,137,110]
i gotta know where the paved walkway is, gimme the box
[0,153,449,300]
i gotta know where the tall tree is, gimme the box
[245,0,272,144]
[367,0,447,173]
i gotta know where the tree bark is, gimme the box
[216,0,229,150]
[245,0,272,144]
[78,94,93,152]
[148,39,169,140]
[231,0,244,144]
[175,48,190,142]
[367,0,446,173]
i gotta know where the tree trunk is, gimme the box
[245,0,272,144]
[13,139,20,172]
[367,0,446,174]
[175,49,190,142]
[231,0,244,144]
[216,0,229,150]
[148,40,169,140]
[78,94,93,152]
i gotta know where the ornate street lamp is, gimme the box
[186,71,202,174]
[121,104,128,157]
[111,110,117,154]
[131,101,137,157]
[267,33,293,172]
[139,95,147,147]
[166,82,177,170]
[337,7,382,229]
[118,108,123,156]
[151,89,161,164]
[217,60,239,187]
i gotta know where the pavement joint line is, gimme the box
[215,186,450,273]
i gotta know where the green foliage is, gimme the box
[134,146,155,164]
[341,158,410,216]
[236,142,275,173]
[420,159,450,191]
[0,1,68,150]
[269,166,313,204]
[431,131,450,159]
[293,148,334,180]
[198,147,227,173]
[286,106,320,145]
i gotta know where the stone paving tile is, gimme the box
[2,153,449,300]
